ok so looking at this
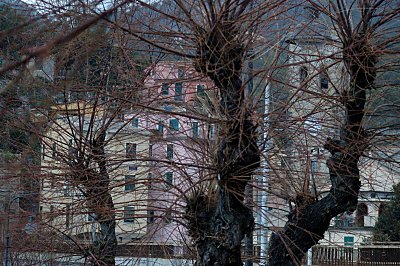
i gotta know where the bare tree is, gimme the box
[267,1,400,264]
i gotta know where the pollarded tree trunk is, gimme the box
[186,5,260,265]
[90,131,118,266]
[268,25,377,266]
[94,200,117,265]
[72,131,118,266]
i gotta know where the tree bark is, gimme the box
[95,202,117,266]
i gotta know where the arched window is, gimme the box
[299,66,308,83]
[356,203,368,227]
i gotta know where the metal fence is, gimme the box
[309,245,400,266]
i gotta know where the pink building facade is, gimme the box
[124,61,216,249]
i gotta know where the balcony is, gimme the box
[333,215,376,228]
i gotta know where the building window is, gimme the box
[163,105,173,111]
[131,118,139,128]
[128,165,138,171]
[192,122,199,137]
[165,172,173,186]
[147,172,153,187]
[299,66,308,83]
[52,142,57,158]
[126,143,137,159]
[149,144,153,158]
[148,210,155,224]
[169,119,179,131]
[157,122,164,134]
[166,144,173,160]
[208,125,215,140]
[356,203,368,227]
[335,211,355,228]
[175,83,183,101]
[88,211,95,222]
[68,139,77,158]
[178,67,184,78]
[196,85,206,97]
[344,236,354,247]
[320,71,329,89]
[161,83,169,95]
[311,159,318,174]
[125,175,135,191]
[63,182,70,196]
[123,206,135,223]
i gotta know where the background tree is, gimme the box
[374,183,400,242]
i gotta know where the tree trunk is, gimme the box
[186,12,260,265]
[268,33,376,265]
[85,131,118,265]
[95,206,117,265]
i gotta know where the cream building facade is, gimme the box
[40,110,151,244]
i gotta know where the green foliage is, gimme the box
[0,5,24,61]
[374,183,400,242]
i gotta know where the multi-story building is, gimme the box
[39,61,216,256]
[40,104,152,244]
[133,61,215,250]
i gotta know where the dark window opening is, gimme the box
[196,85,206,97]
[148,210,155,224]
[131,118,139,128]
[88,211,95,222]
[175,83,183,101]
[320,71,329,89]
[124,206,135,223]
[208,125,215,140]
[166,144,173,160]
[52,142,57,158]
[356,203,368,227]
[161,83,169,95]
[192,122,199,137]
[169,119,179,131]
[157,122,164,133]
[178,67,184,78]
[125,175,135,191]
[126,143,137,159]
[149,144,153,158]
[299,66,308,83]
[165,172,173,186]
